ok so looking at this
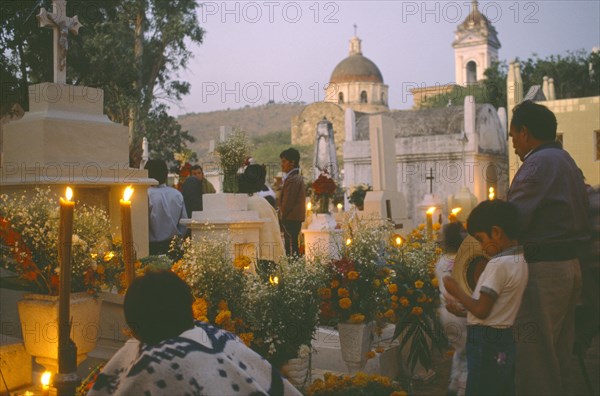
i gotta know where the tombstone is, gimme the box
[313,117,339,180]
[362,115,411,231]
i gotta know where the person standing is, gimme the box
[278,148,305,256]
[507,100,589,395]
[191,164,216,194]
[145,159,188,255]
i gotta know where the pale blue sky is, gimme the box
[172,0,600,115]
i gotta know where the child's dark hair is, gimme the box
[144,159,168,185]
[279,148,300,167]
[439,222,467,253]
[467,200,520,240]
[124,269,194,345]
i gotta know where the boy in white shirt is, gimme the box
[444,200,528,396]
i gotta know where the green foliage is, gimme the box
[422,50,600,109]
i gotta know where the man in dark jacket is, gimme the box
[278,148,305,256]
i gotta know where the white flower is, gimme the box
[297,344,311,359]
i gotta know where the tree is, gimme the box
[422,50,599,109]
[1,0,203,165]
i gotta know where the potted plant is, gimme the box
[0,188,124,372]
[214,130,252,193]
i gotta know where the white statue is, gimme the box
[313,117,339,180]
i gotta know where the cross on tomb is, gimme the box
[353,23,358,36]
[37,0,82,84]
[426,168,435,194]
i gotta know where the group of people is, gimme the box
[435,100,595,396]
[144,148,307,259]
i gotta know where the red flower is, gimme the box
[312,173,336,196]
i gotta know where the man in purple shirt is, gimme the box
[507,100,589,395]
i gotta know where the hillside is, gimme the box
[177,103,305,159]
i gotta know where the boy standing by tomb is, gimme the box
[443,200,528,396]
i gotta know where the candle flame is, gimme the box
[65,187,73,201]
[41,371,51,388]
[123,186,134,201]
[345,238,352,246]
[426,207,436,215]
[306,202,312,211]
[392,234,404,246]
[269,275,279,285]
[451,208,462,215]
[337,203,343,210]
[488,187,495,200]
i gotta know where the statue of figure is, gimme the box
[313,117,339,180]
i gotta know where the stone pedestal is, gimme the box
[302,214,342,261]
[183,194,265,259]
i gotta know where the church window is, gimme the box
[338,92,344,104]
[466,61,477,84]
[360,91,368,103]
[381,92,386,105]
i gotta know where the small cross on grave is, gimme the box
[426,168,435,194]
[37,0,82,84]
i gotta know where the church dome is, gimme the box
[330,54,384,84]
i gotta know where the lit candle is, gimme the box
[426,207,436,239]
[345,238,352,246]
[488,187,495,200]
[449,207,462,223]
[120,186,135,286]
[336,203,343,212]
[41,371,51,391]
[269,275,279,285]
[58,187,75,375]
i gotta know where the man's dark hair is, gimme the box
[279,148,300,167]
[124,270,194,345]
[191,164,203,172]
[467,200,520,240]
[145,159,169,185]
[510,100,557,142]
[439,222,467,253]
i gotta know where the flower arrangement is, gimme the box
[214,130,253,193]
[172,236,250,336]
[307,372,407,396]
[0,188,124,295]
[348,184,372,210]
[245,255,327,367]
[312,171,337,214]
[386,223,445,373]
[319,214,394,326]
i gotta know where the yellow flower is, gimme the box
[391,392,408,396]
[103,251,115,262]
[411,306,423,316]
[391,302,399,309]
[366,351,377,360]
[337,288,350,298]
[192,297,208,320]
[433,222,441,231]
[96,264,105,275]
[349,313,366,323]
[318,287,332,299]
[400,297,409,307]
[391,295,398,301]
[387,283,398,294]
[384,309,395,319]
[215,310,232,325]
[418,224,425,230]
[375,346,385,353]
[218,300,229,311]
[347,271,359,280]
[414,280,424,289]
[339,297,352,309]
[417,294,427,303]
[238,332,254,346]
[431,277,439,287]
[374,279,381,287]
[330,279,340,288]
[233,255,252,270]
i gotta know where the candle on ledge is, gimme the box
[488,187,495,200]
[120,186,135,286]
[449,207,462,223]
[336,203,343,212]
[426,206,436,239]
[58,187,76,375]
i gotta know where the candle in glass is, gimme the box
[426,207,436,239]
[120,186,135,286]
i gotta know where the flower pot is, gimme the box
[17,293,102,373]
[281,354,310,388]
[317,195,330,214]
[338,321,374,373]
[222,169,239,193]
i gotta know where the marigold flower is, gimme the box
[374,279,381,287]
[384,309,395,318]
[233,255,252,270]
[330,279,340,288]
[400,297,410,307]
[418,224,425,230]
[431,277,439,287]
[215,310,232,325]
[339,297,352,309]
[217,300,229,311]
[366,351,377,360]
[387,283,398,294]
[411,306,423,316]
[375,346,385,353]
[349,313,365,324]
[433,223,441,231]
[417,294,427,303]
[391,295,398,301]
[318,287,332,299]
[391,302,399,309]
[337,288,350,298]
[239,332,254,346]
[96,264,105,275]
[347,271,359,280]
[192,298,208,320]
[391,391,408,396]
[414,280,424,289]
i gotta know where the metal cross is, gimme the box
[37,0,82,83]
[353,23,358,36]
[426,168,435,194]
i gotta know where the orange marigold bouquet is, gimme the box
[307,372,407,396]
